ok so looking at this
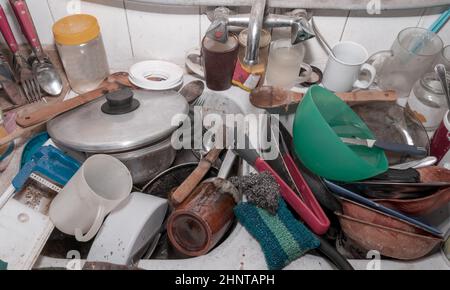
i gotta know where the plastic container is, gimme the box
[293,85,388,182]
[53,14,109,94]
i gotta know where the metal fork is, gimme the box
[193,92,208,107]
[0,4,41,103]
[14,55,42,103]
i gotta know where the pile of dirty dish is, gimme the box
[292,85,450,261]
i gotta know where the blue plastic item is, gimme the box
[324,180,443,237]
[20,132,50,168]
[0,141,14,162]
[12,145,81,191]
[429,7,450,33]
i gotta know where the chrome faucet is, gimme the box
[206,2,315,66]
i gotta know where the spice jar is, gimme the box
[53,14,109,94]
[232,29,271,91]
[407,72,449,131]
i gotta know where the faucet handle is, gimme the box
[205,18,229,43]
[291,17,315,45]
[205,7,232,43]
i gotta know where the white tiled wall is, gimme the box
[0,1,448,68]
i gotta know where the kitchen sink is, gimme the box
[2,75,448,270]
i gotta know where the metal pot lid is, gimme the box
[47,89,188,153]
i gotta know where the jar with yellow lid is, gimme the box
[53,14,109,94]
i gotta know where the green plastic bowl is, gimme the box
[293,85,388,182]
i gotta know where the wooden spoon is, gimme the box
[249,86,397,110]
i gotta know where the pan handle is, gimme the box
[317,236,354,270]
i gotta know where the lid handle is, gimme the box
[101,88,140,115]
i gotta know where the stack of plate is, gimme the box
[128,60,184,91]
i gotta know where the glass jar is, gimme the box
[435,45,450,71]
[407,72,449,131]
[53,14,109,94]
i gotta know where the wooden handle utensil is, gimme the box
[15,72,133,128]
[170,147,223,207]
[250,86,397,110]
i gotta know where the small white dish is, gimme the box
[129,60,183,90]
[128,74,183,91]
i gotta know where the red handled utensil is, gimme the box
[233,138,330,235]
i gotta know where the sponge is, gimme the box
[234,198,320,270]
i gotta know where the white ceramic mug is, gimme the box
[49,154,133,242]
[322,41,376,92]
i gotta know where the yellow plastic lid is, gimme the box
[53,14,101,45]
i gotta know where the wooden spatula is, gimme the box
[15,72,134,128]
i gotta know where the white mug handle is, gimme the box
[185,48,204,78]
[354,63,376,89]
[75,206,106,242]
[296,63,313,84]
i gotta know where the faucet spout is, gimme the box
[243,0,266,66]
[205,5,315,66]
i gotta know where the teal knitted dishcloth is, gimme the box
[0,260,7,270]
[234,198,320,270]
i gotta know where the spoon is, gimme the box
[33,58,63,96]
[179,80,205,103]
[9,0,63,96]
[435,64,450,108]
